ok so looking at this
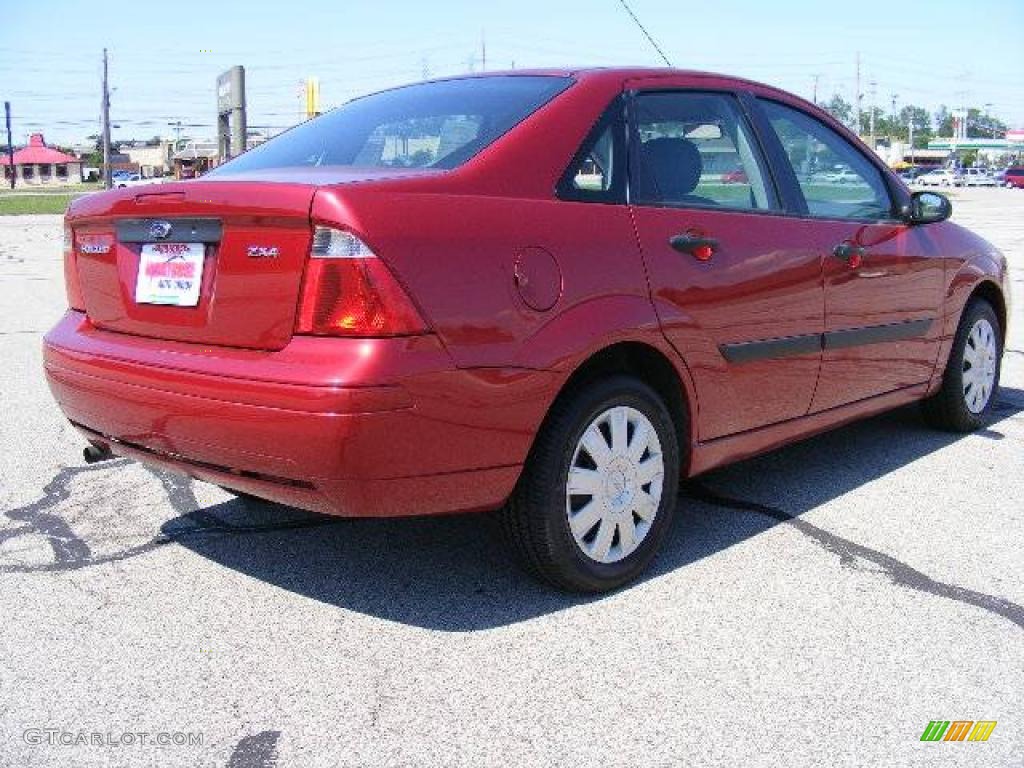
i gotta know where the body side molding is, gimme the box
[720,318,934,364]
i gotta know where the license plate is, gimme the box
[135,243,205,306]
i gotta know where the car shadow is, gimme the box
[164,387,1024,632]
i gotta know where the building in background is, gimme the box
[172,140,218,179]
[118,140,174,177]
[926,133,1024,166]
[3,134,83,186]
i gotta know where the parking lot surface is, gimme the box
[1,187,1022,767]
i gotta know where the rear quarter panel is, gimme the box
[313,188,663,372]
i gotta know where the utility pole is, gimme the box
[909,119,915,167]
[101,48,112,190]
[480,30,486,71]
[890,93,899,151]
[854,53,862,137]
[811,74,820,104]
[4,101,14,189]
[868,79,877,149]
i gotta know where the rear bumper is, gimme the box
[43,311,552,517]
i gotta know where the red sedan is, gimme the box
[46,69,1010,592]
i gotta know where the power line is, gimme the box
[615,0,671,67]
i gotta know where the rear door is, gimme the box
[627,86,825,440]
[753,98,945,411]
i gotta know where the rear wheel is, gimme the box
[502,375,680,592]
[922,299,1002,431]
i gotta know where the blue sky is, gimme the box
[2,0,1022,146]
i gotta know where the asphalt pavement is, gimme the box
[0,187,1021,767]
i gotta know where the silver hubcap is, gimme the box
[962,318,998,414]
[565,406,664,564]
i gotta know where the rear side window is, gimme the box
[1008,168,1024,177]
[631,91,774,211]
[211,76,571,175]
[758,99,893,220]
[558,98,626,203]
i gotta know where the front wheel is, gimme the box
[922,299,1002,431]
[502,376,680,592]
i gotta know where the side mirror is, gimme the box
[904,190,952,225]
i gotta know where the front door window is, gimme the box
[758,99,893,221]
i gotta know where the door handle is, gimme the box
[832,241,865,268]
[669,234,719,261]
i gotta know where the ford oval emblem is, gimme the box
[148,220,173,240]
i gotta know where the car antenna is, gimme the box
[616,0,672,67]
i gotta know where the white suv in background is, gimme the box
[961,168,996,187]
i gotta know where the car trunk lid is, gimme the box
[69,181,315,350]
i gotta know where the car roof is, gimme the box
[423,66,794,94]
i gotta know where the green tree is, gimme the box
[898,105,932,148]
[967,109,1006,138]
[823,94,853,128]
[857,107,895,142]
[81,134,104,167]
[933,105,1007,139]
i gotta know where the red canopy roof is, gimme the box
[11,134,77,165]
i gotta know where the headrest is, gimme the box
[639,137,703,199]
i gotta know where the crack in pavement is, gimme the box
[686,482,1024,631]
[0,462,345,575]
[6,454,1022,635]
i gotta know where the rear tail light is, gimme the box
[295,226,427,337]
[62,222,86,311]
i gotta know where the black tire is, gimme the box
[922,299,1002,431]
[501,375,681,593]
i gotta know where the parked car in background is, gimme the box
[1003,167,1024,188]
[114,174,159,189]
[990,168,1007,185]
[897,167,928,184]
[46,69,1010,592]
[962,168,996,187]
[819,167,859,184]
[917,168,959,187]
[721,168,748,184]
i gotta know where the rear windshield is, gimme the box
[210,75,571,175]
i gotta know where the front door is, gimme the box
[755,98,945,411]
[627,89,825,440]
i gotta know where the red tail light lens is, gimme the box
[63,223,86,311]
[295,227,427,337]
